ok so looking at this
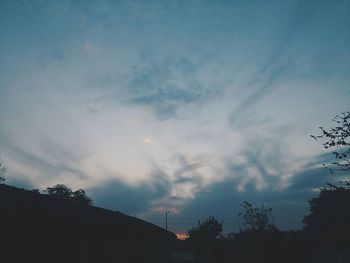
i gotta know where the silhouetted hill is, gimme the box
[0,184,175,263]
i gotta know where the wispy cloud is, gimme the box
[87,54,220,120]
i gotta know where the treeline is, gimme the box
[0,160,92,206]
[182,183,350,263]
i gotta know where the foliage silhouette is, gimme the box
[301,111,350,260]
[311,111,350,175]
[188,216,223,242]
[45,184,93,205]
[303,183,350,253]
[188,216,223,262]
[73,188,93,206]
[238,201,278,233]
[46,183,73,197]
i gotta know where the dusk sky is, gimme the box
[0,0,349,234]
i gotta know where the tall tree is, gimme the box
[303,183,350,253]
[305,112,350,256]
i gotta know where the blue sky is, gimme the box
[0,0,349,234]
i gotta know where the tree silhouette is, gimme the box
[45,184,92,205]
[303,183,350,254]
[188,216,223,242]
[188,216,223,261]
[46,184,73,197]
[73,188,93,206]
[238,201,278,233]
[311,111,350,175]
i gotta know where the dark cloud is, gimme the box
[175,150,341,233]
[85,156,335,234]
[89,177,169,215]
[178,165,330,233]
[86,55,219,120]
[126,56,205,119]
[89,168,172,215]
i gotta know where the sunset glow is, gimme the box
[176,233,189,240]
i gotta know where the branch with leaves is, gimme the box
[238,201,278,233]
[311,111,350,174]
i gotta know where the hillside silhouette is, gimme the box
[0,184,175,263]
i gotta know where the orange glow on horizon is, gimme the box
[176,233,189,240]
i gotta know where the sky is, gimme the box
[0,0,349,234]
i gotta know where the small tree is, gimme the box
[311,111,350,175]
[45,184,92,206]
[188,216,223,241]
[188,216,223,258]
[46,184,73,197]
[238,201,278,233]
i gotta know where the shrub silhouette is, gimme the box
[188,216,223,262]
[188,216,222,242]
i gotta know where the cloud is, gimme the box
[87,55,219,120]
[89,178,166,215]
[0,137,90,188]
[228,0,339,128]
[0,0,349,234]
[177,159,337,233]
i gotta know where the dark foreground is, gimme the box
[1,184,350,263]
[0,184,175,263]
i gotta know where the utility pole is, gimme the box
[165,211,170,230]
